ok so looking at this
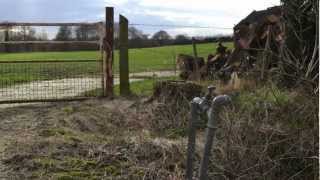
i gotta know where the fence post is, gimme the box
[119,15,130,96]
[192,37,198,58]
[4,26,9,52]
[192,37,200,81]
[186,100,199,180]
[103,7,114,97]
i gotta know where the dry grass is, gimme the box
[208,84,318,179]
[0,99,187,179]
[0,77,318,179]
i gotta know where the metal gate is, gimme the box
[0,59,103,103]
[0,7,115,104]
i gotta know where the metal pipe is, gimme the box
[199,95,231,180]
[186,99,200,180]
[186,86,216,180]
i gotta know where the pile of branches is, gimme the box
[277,0,319,93]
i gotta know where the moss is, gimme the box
[130,168,145,178]
[165,128,187,139]
[235,85,292,110]
[34,157,59,167]
[38,128,70,137]
[104,165,121,176]
[62,158,98,171]
[62,106,75,114]
[32,157,101,178]
[53,171,91,180]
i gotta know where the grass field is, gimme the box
[0,42,233,86]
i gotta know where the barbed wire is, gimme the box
[129,23,233,30]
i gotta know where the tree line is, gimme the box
[54,25,232,48]
[0,26,48,41]
[0,25,232,52]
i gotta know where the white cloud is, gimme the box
[105,0,280,35]
[139,0,280,26]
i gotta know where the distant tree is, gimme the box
[129,27,148,39]
[37,29,49,41]
[55,26,72,41]
[152,30,172,45]
[75,25,98,41]
[152,30,171,40]
[174,34,190,44]
[8,26,37,41]
[0,31,4,41]
[21,26,36,41]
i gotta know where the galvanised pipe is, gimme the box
[186,86,215,180]
[199,95,231,180]
[186,99,199,180]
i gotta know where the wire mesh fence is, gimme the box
[0,19,235,101]
[122,23,233,94]
[0,60,103,103]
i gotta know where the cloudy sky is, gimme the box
[0,0,280,37]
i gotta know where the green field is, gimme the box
[0,42,233,86]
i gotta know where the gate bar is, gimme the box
[0,97,98,104]
[0,60,99,64]
[0,41,99,44]
[0,22,102,27]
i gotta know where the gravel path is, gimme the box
[0,71,176,102]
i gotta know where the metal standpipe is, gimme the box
[199,95,231,180]
[186,86,215,180]
[186,99,200,180]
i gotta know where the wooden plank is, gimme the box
[103,7,114,97]
[0,22,103,27]
[119,15,130,96]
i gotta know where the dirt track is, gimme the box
[0,71,176,103]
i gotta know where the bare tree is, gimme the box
[55,26,72,41]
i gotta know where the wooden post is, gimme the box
[103,7,114,97]
[119,15,130,95]
[4,26,9,52]
[192,37,198,58]
[192,37,200,81]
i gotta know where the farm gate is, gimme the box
[0,7,115,104]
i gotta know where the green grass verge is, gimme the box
[82,76,179,97]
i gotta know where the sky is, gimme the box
[0,0,280,38]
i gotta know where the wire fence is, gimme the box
[0,19,234,101]
[123,23,233,94]
[0,60,103,103]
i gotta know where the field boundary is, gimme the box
[0,7,117,103]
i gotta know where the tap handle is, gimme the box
[208,86,215,94]
[205,86,216,100]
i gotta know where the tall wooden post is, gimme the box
[104,7,114,97]
[119,15,130,95]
